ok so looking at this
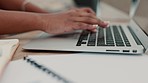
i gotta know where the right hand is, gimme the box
[40,8,109,34]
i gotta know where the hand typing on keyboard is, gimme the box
[0,0,110,36]
[41,8,109,34]
[92,21,110,32]
[76,25,131,47]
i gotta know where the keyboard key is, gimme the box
[76,25,132,47]
[119,26,131,47]
[76,30,89,46]
[87,32,96,46]
[128,26,142,45]
[97,28,105,46]
[81,42,87,44]
[112,26,124,46]
[106,27,115,46]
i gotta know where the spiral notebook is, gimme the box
[1,53,148,83]
[0,55,73,83]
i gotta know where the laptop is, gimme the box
[23,0,148,54]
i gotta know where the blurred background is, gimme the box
[30,0,147,32]
[29,0,131,13]
[30,0,147,16]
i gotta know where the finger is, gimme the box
[79,7,96,15]
[72,22,96,30]
[77,8,109,28]
[69,8,97,19]
[71,17,100,25]
[98,20,110,28]
[68,9,109,28]
[85,27,97,32]
[71,16,109,28]
[71,22,98,32]
[77,12,97,19]
[89,28,98,32]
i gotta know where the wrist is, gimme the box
[37,14,48,32]
[24,13,46,31]
[38,14,54,33]
[33,13,46,31]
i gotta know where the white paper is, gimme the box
[1,53,148,83]
[0,39,19,77]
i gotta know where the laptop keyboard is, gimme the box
[76,25,131,47]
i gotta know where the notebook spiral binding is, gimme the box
[23,56,73,83]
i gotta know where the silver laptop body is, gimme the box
[23,0,148,54]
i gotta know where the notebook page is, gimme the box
[0,39,19,78]
[29,54,148,83]
[1,53,148,83]
[0,59,64,83]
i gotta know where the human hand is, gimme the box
[40,8,109,34]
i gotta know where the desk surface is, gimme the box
[2,31,71,61]
[1,2,148,61]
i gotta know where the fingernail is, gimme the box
[92,29,97,32]
[103,21,110,27]
[106,24,110,27]
[93,25,98,27]
[103,21,110,25]
[88,25,94,29]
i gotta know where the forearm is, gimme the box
[0,10,43,34]
[0,0,47,13]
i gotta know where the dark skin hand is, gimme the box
[0,0,109,35]
[41,8,109,34]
